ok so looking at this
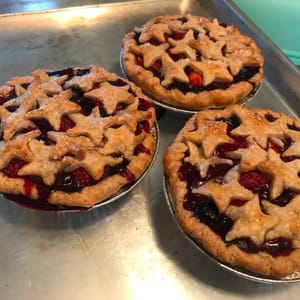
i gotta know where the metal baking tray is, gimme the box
[0,0,300,299]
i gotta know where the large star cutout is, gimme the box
[169,30,197,60]
[100,125,135,160]
[62,150,122,180]
[189,60,233,86]
[47,131,94,160]
[189,34,225,60]
[85,82,134,115]
[226,137,268,171]
[39,75,67,95]
[226,195,280,245]
[26,90,81,130]
[64,70,106,92]
[18,139,62,185]
[139,23,172,43]
[161,53,190,86]
[193,166,253,213]
[67,107,116,146]
[129,42,169,68]
[0,130,40,169]
[263,195,300,247]
[184,118,233,157]
[231,108,286,148]
[258,149,300,199]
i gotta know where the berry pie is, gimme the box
[0,65,156,209]
[122,14,264,111]
[163,105,300,278]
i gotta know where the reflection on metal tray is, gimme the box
[163,174,300,283]
[1,1,300,299]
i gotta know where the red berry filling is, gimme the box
[3,158,26,178]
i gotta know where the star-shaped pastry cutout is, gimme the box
[207,18,228,40]
[189,34,225,60]
[226,137,268,171]
[139,23,172,43]
[67,107,116,146]
[193,166,253,213]
[130,42,169,68]
[18,139,62,185]
[169,30,197,60]
[283,130,300,158]
[189,60,233,86]
[231,108,286,148]
[198,157,233,178]
[47,131,94,160]
[85,82,135,115]
[100,125,135,160]
[64,71,106,92]
[0,130,40,169]
[62,150,122,180]
[263,195,300,246]
[161,53,190,86]
[169,14,207,34]
[26,90,81,131]
[184,118,233,157]
[183,141,205,166]
[39,75,67,95]
[226,195,280,245]
[258,149,300,199]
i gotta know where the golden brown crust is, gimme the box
[0,65,157,208]
[163,105,300,278]
[122,14,264,111]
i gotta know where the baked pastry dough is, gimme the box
[122,14,264,111]
[0,65,156,209]
[163,105,300,278]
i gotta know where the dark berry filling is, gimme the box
[48,67,75,79]
[134,144,152,156]
[264,114,278,122]
[233,66,259,82]
[32,118,54,144]
[60,115,75,132]
[138,98,153,111]
[70,87,94,115]
[135,121,150,135]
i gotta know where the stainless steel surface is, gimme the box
[163,175,300,283]
[0,0,300,299]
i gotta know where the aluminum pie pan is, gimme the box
[1,122,159,213]
[163,174,300,283]
[120,48,262,115]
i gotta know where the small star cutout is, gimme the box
[161,53,190,86]
[85,82,135,115]
[185,118,233,157]
[47,131,94,160]
[169,30,197,60]
[62,151,122,180]
[283,131,300,158]
[226,195,280,245]
[263,195,300,244]
[18,139,62,185]
[189,34,225,60]
[67,107,116,146]
[258,149,300,199]
[100,125,135,160]
[0,130,40,169]
[130,42,169,68]
[193,166,253,213]
[26,90,81,131]
[139,23,172,43]
[189,60,233,86]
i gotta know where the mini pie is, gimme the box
[163,105,300,278]
[122,14,264,111]
[0,65,156,209]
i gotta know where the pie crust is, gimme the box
[163,105,300,278]
[122,14,264,111]
[0,65,156,208]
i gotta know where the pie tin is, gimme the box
[119,48,262,115]
[163,174,300,283]
[1,123,159,213]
